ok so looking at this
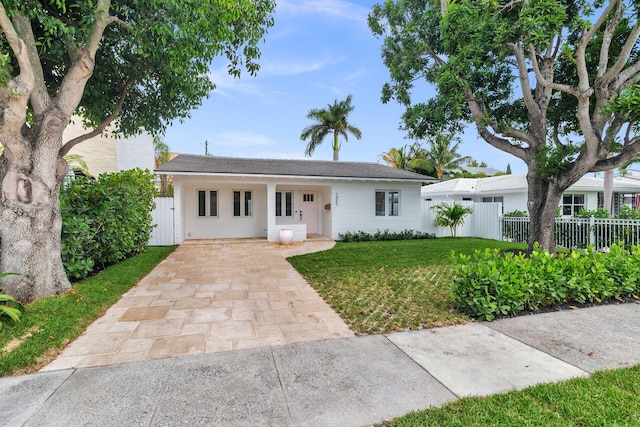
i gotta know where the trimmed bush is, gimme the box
[338,229,435,242]
[60,168,156,280]
[452,243,640,321]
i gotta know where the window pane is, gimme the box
[494,197,504,203]
[375,191,385,216]
[389,191,399,216]
[285,192,292,216]
[198,191,206,217]
[233,191,241,216]
[482,197,492,203]
[276,192,282,217]
[209,191,217,217]
[574,194,584,205]
[563,194,572,204]
[563,206,572,216]
[244,191,252,217]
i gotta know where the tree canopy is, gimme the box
[0,0,275,301]
[1,0,275,150]
[370,0,640,250]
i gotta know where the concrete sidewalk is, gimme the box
[3,303,640,427]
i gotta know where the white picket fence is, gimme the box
[149,197,176,246]
[502,216,640,249]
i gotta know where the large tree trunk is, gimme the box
[0,120,71,302]
[526,171,565,253]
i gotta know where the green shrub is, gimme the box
[60,168,156,280]
[573,207,611,218]
[338,229,435,242]
[452,243,640,321]
[617,205,640,219]
[0,279,24,331]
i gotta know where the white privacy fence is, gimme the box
[149,197,176,246]
[423,201,502,240]
[502,216,640,249]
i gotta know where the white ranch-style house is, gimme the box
[155,154,436,243]
[421,173,640,216]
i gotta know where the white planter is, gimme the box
[279,229,294,245]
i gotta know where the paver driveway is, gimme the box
[42,240,353,371]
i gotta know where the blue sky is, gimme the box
[163,0,527,174]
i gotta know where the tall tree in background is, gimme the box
[370,0,640,251]
[0,0,275,301]
[154,137,172,197]
[381,142,436,176]
[423,132,471,181]
[301,95,362,161]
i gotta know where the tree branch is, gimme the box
[602,23,640,88]
[613,59,640,92]
[507,42,539,115]
[527,43,579,96]
[0,5,33,137]
[57,0,115,118]
[597,1,622,80]
[590,137,640,171]
[59,77,132,156]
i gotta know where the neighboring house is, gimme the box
[63,117,154,176]
[421,173,640,216]
[155,154,436,242]
[461,166,503,177]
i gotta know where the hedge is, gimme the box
[60,168,156,280]
[452,243,640,321]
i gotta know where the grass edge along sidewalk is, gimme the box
[0,246,176,377]
[381,365,640,426]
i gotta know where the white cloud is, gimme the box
[261,53,342,76]
[277,0,370,23]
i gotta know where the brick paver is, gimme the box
[42,240,353,371]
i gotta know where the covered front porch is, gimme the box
[266,183,332,243]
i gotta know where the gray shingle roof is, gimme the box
[156,154,435,182]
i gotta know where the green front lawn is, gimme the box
[290,238,640,426]
[0,246,175,377]
[288,238,525,334]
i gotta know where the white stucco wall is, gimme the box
[117,132,154,172]
[64,120,117,176]
[180,181,268,239]
[331,182,423,239]
[64,117,155,176]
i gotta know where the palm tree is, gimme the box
[424,132,471,181]
[301,94,362,161]
[431,203,473,237]
[381,143,436,177]
[381,145,411,169]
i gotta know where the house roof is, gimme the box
[462,166,503,176]
[156,154,436,182]
[421,173,640,197]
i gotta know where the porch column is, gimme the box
[267,183,277,242]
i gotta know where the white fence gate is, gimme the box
[149,197,176,246]
[423,201,502,240]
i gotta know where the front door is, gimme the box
[300,192,318,234]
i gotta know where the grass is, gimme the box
[290,237,640,426]
[383,365,640,426]
[0,246,175,377]
[288,238,526,334]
